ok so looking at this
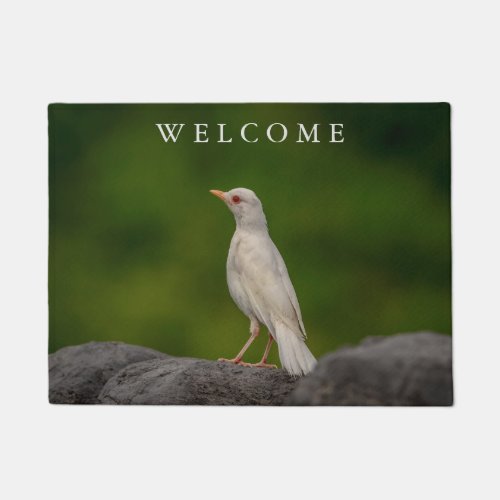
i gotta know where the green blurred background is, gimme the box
[49,103,451,365]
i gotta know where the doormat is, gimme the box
[48,103,452,405]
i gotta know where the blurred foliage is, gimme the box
[49,103,451,365]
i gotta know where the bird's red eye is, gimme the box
[232,195,241,204]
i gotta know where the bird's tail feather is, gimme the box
[275,324,317,377]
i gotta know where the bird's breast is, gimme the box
[227,231,279,288]
[226,244,254,318]
[226,231,274,317]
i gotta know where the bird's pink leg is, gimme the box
[239,334,277,369]
[218,323,259,364]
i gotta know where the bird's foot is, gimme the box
[217,358,277,369]
[238,361,278,369]
[217,357,242,364]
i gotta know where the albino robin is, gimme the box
[210,187,317,376]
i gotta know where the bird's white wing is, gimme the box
[237,235,306,340]
[271,241,307,338]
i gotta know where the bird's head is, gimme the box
[210,187,268,230]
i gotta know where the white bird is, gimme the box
[210,187,317,376]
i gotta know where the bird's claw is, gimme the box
[238,361,278,369]
[217,358,277,369]
[218,357,241,364]
[254,362,278,369]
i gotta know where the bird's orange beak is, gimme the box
[209,189,226,202]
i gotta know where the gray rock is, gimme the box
[286,332,453,406]
[98,357,298,405]
[50,333,453,406]
[49,341,169,404]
